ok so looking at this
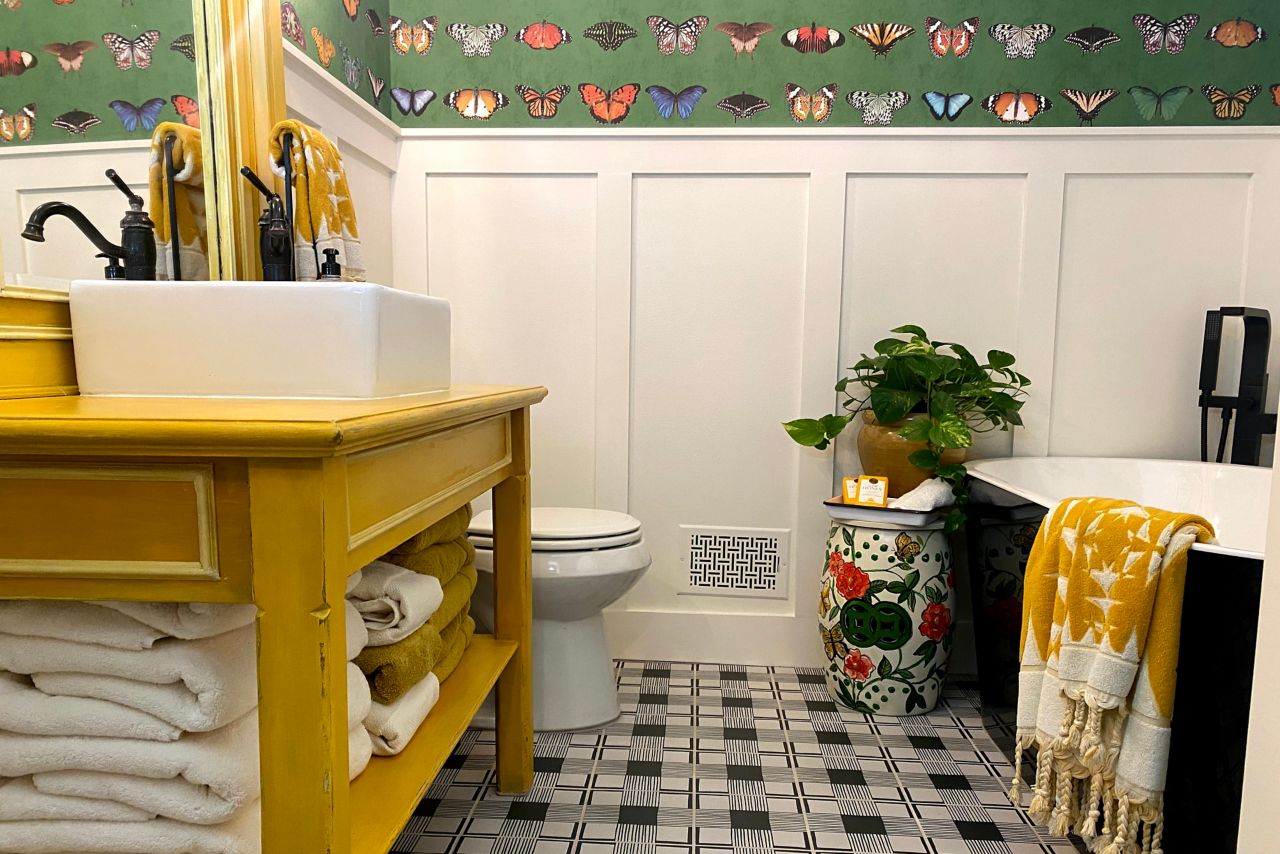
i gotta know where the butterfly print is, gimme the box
[1206,19,1266,48]
[717,91,770,120]
[849,22,916,58]
[923,91,973,121]
[340,45,361,90]
[366,9,384,37]
[102,31,160,69]
[340,0,359,23]
[714,22,774,58]
[1128,85,1194,120]
[0,103,36,143]
[583,21,637,51]
[0,49,38,76]
[1202,85,1262,121]
[1132,14,1200,55]
[1059,88,1119,125]
[780,23,845,54]
[988,23,1055,59]
[390,16,436,55]
[367,69,386,105]
[982,91,1051,124]
[171,94,199,128]
[784,83,837,123]
[170,34,195,62]
[847,91,911,126]
[894,533,923,564]
[1064,26,1121,53]
[579,83,640,124]
[647,16,709,56]
[446,23,507,57]
[925,17,979,58]
[646,85,706,120]
[822,626,849,661]
[446,88,508,120]
[390,87,436,116]
[311,28,335,66]
[108,97,165,132]
[1272,84,1280,107]
[515,84,569,119]
[52,109,101,135]
[281,2,305,49]
[43,41,94,73]
[516,21,571,50]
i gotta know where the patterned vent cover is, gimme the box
[680,525,789,600]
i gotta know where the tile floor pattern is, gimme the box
[391,662,1085,854]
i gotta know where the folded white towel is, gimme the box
[1,709,259,826]
[349,725,373,781]
[888,477,956,511]
[366,672,439,756]
[347,570,363,595]
[0,671,181,742]
[0,600,168,650]
[350,560,444,647]
[0,624,257,732]
[347,662,370,731]
[0,776,152,822]
[346,600,368,661]
[0,799,260,854]
[95,601,256,641]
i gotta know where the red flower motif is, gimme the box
[986,595,1022,636]
[920,602,952,642]
[828,551,846,575]
[843,649,875,682]
[836,564,870,600]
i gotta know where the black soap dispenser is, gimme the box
[319,248,343,282]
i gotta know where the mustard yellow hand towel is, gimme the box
[432,614,475,684]
[148,123,207,281]
[426,563,478,632]
[1013,498,1214,853]
[268,120,366,282]
[353,622,443,705]
[389,505,474,556]
[385,537,475,587]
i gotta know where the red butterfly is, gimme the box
[578,83,640,124]
[171,94,200,129]
[515,20,571,50]
[0,49,38,77]
[780,23,845,54]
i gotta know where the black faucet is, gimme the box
[21,168,156,280]
[1199,306,1277,466]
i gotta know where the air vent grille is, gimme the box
[679,525,790,600]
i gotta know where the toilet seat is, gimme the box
[469,507,643,552]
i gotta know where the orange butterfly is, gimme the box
[390,16,435,55]
[0,103,36,142]
[982,91,1051,124]
[311,27,335,66]
[341,0,359,22]
[515,84,568,118]
[1272,84,1280,106]
[171,94,200,129]
[516,20,571,50]
[578,82,640,124]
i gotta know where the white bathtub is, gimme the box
[967,456,1271,560]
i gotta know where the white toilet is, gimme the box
[468,507,650,731]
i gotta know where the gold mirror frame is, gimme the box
[192,0,287,280]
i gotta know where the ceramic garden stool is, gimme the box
[819,511,956,715]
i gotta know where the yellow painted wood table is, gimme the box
[0,385,547,854]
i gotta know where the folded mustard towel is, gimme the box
[389,505,474,556]
[386,536,475,586]
[269,120,366,282]
[149,123,207,281]
[1013,498,1214,852]
[433,613,475,684]
[427,563,478,633]
[354,621,444,705]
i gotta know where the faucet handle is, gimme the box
[105,168,144,210]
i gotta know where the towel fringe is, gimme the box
[1100,795,1131,854]
[1151,815,1164,854]
[1009,737,1028,804]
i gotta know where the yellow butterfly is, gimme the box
[0,103,35,142]
[446,88,508,120]
[894,532,923,563]
[310,27,336,67]
[390,15,436,56]
[821,626,848,661]
[1202,84,1261,121]
[820,586,832,615]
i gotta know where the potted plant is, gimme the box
[784,325,1029,531]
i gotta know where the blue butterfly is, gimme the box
[923,91,973,121]
[108,97,166,132]
[646,84,706,119]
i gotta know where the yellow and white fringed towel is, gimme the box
[1013,498,1214,853]
[148,123,208,281]
[268,120,366,282]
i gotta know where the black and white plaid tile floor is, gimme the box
[390,662,1084,854]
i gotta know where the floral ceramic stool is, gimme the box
[819,515,955,715]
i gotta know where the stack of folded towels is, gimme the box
[349,503,477,757]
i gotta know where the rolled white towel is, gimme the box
[0,600,168,651]
[346,569,363,595]
[349,560,445,647]
[0,671,181,742]
[888,477,956,511]
[0,776,152,822]
[0,799,260,854]
[349,725,373,781]
[347,662,371,732]
[1,709,259,826]
[95,601,256,641]
[0,624,257,732]
[366,672,440,756]
[345,600,368,661]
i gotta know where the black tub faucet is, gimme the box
[21,168,156,280]
[1199,306,1277,465]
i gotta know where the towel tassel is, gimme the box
[1067,698,1088,751]
[1142,820,1154,854]
[1081,702,1104,770]
[1079,772,1103,839]
[1101,795,1131,854]
[1009,740,1025,804]
[1049,761,1074,837]
[1029,744,1054,823]
[1101,786,1115,838]
[1151,814,1164,854]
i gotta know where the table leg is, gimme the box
[493,472,533,794]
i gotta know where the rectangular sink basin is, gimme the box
[70,280,450,398]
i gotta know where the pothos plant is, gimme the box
[784,325,1030,531]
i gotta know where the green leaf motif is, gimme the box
[866,579,889,595]
[914,640,937,663]
[886,580,907,596]
[877,658,892,678]
[842,529,855,547]
[903,570,920,591]
[906,689,926,713]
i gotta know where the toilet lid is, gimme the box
[469,507,642,551]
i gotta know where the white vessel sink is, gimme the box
[69,280,450,399]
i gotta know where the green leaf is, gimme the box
[925,585,944,604]
[819,413,853,439]
[903,570,920,591]
[783,419,829,448]
[842,529,854,547]
[914,640,937,663]
[945,506,967,534]
[903,354,944,382]
[877,658,893,678]
[891,324,929,339]
[928,389,955,418]
[866,579,889,595]
[935,463,967,481]
[869,387,923,425]
[827,607,841,621]
[896,418,932,442]
[886,580,907,595]
[987,349,1016,369]
[873,338,907,356]
[908,449,939,470]
[906,689,925,713]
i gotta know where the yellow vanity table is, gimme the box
[0,384,546,853]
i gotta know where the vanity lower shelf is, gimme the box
[350,634,517,854]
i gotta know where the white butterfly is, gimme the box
[446,22,508,57]
[647,16,709,55]
[846,91,910,126]
[988,22,1056,59]
[101,30,160,70]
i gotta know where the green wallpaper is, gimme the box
[285,0,392,117]
[0,2,198,146]
[344,0,1280,128]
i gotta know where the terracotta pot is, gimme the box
[855,412,966,498]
